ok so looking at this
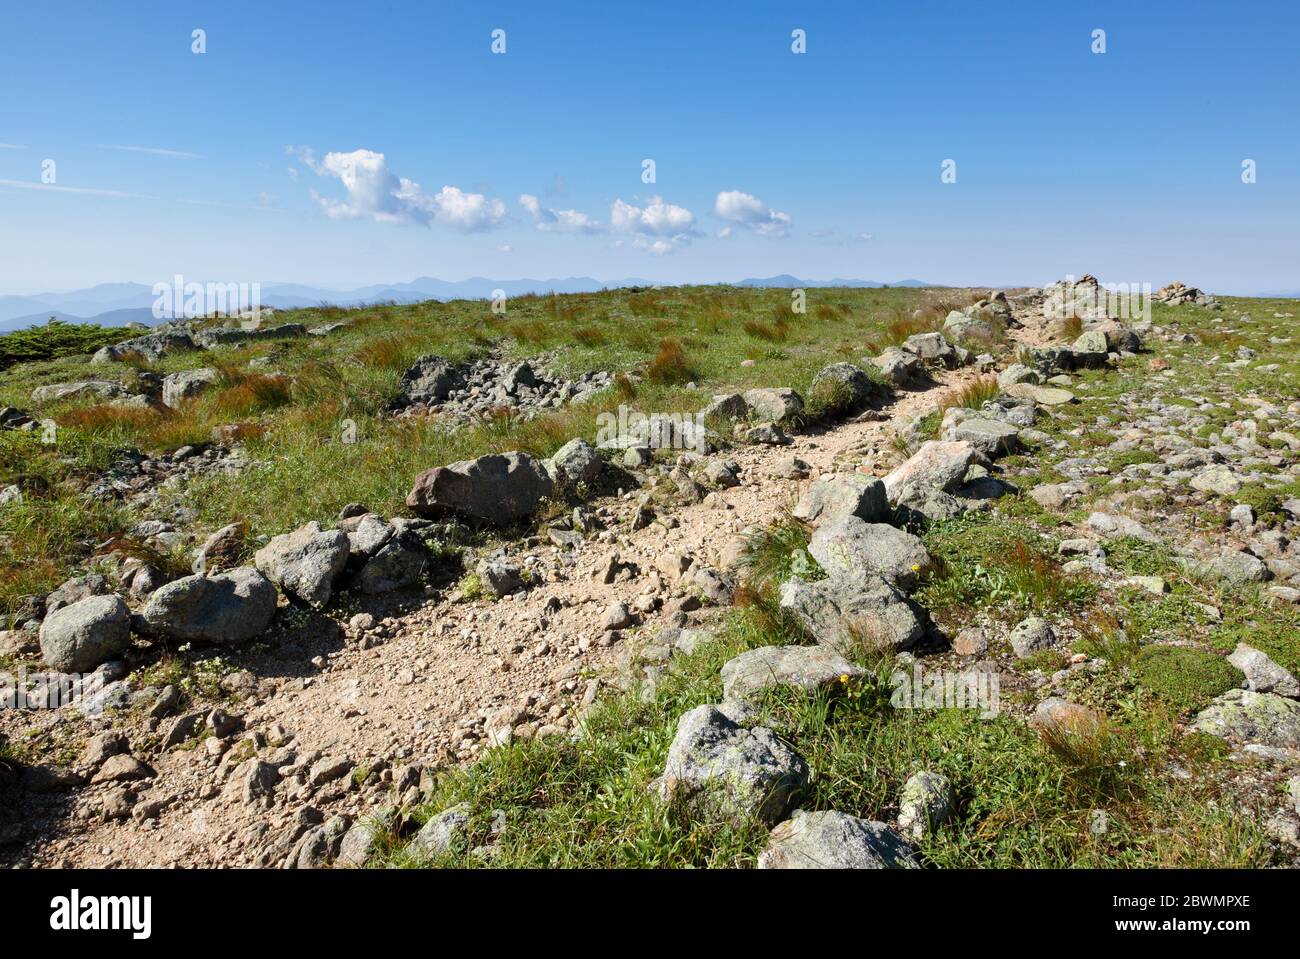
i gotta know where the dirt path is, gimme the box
[13,352,994,868]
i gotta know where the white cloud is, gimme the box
[610,196,697,253]
[0,143,25,150]
[713,190,791,237]
[0,178,141,198]
[632,238,676,256]
[292,147,505,231]
[101,144,202,159]
[519,193,605,234]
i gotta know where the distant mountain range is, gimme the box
[734,275,931,289]
[0,274,940,332]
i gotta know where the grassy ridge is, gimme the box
[0,285,961,615]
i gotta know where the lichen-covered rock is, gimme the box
[546,438,603,489]
[397,354,465,406]
[1192,690,1300,748]
[792,474,888,525]
[161,368,221,409]
[254,521,349,607]
[742,387,804,424]
[808,516,933,589]
[658,705,808,826]
[720,645,863,703]
[779,575,925,654]
[1008,616,1056,658]
[408,803,469,858]
[808,362,874,414]
[869,348,922,387]
[758,810,917,869]
[38,594,131,672]
[897,771,956,839]
[31,380,131,404]
[1227,643,1299,697]
[883,440,987,504]
[141,567,277,644]
[358,529,430,594]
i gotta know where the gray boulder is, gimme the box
[31,380,130,404]
[1087,511,1160,543]
[45,572,110,613]
[38,595,131,672]
[809,362,874,413]
[1008,616,1056,658]
[742,388,804,424]
[808,516,933,589]
[792,474,888,525]
[699,393,749,422]
[720,645,864,703]
[1204,548,1269,585]
[779,575,925,654]
[883,441,987,504]
[870,348,922,386]
[997,363,1041,389]
[141,567,277,644]
[477,558,523,599]
[406,452,554,524]
[254,521,349,607]
[758,810,917,869]
[161,368,221,409]
[397,355,464,406]
[358,530,429,594]
[902,331,954,365]
[1227,643,1299,697]
[658,705,808,826]
[343,514,394,561]
[93,330,195,364]
[1071,330,1110,366]
[546,438,602,489]
[942,415,1020,457]
[408,803,469,859]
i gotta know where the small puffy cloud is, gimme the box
[610,196,697,253]
[519,193,605,233]
[713,190,791,237]
[632,238,677,256]
[291,146,505,231]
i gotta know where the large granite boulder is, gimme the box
[141,567,277,644]
[407,452,554,525]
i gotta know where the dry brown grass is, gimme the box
[572,325,607,347]
[645,338,697,385]
[210,373,292,418]
[352,334,422,370]
[742,318,789,342]
[627,292,661,316]
[56,403,163,433]
[1056,315,1084,340]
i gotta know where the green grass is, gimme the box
[916,514,1095,626]
[0,284,970,616]
[1131,646,1243,715]
[373,521,1274,869]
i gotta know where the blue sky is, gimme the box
[1,0,1297,294]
